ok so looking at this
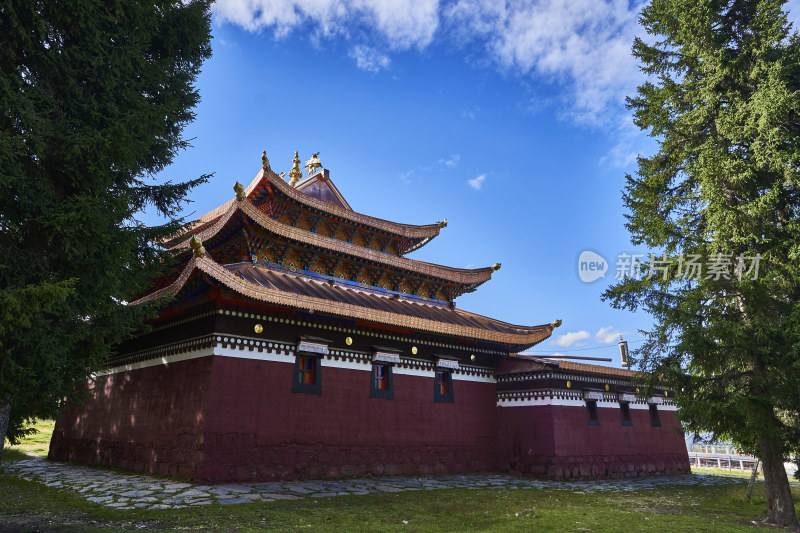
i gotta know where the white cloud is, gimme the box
[461,106,479,119]
[445,0,644,125]
[349,45,391,72]
[468,174,486,190]
[595,326,622,344]
[439,154,460,167]
[551,330,590,347]
[214,0,439,50]
[215,0,650,125]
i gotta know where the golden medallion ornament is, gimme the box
[664,390,668,397]
[411,346,418,355]
[605,384,609,391]
[566,381,571,389]
[470,354,476,362]
[345,337,353,346]
[254,324,263,334]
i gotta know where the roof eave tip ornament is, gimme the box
[190,235,206,258]
[234,181,245,201]
[551,319,562,329]
[437,218,448,229]
[261,150,270,172]
[288,150,303,187]
[491,263,501,272]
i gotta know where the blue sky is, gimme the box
[151,0,799,366]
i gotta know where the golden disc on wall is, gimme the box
[566,381,571,389]
[470,354,476,361]
[605,384,609,391]
[411,346,418,355]
[254,324,263,334]
[345,337,353,346]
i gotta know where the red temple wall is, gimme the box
[49,356,213,479]
[496,403,690,479]
[50,353,690,482]
[197,355,498,481]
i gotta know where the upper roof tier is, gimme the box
[165,154,446,255]
[164,193,500,300]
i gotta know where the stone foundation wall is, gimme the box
[197,443,494,482]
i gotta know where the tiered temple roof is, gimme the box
[139,152,558,351]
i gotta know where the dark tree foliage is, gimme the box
[0,0,212,457]
[603,0,800,526]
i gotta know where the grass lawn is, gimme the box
[3,418,55,459]
[2,421,798,532]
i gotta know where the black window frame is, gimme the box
[434,369,454,403]
[370,363,394,399]
[585,399,600,425]
[619,402,633,426]
[649,404,661,427]
[292,353,322,395]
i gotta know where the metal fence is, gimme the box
[689,453,757,470]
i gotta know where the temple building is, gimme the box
[49,151,690,481]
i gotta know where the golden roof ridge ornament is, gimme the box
[551,319,562,328]
[288,150,303,187]
[437,218,448,229]
[305,152,322,176]
[234,181,245,201]
[190,235,206,257]
[261,150,270,172]
[491,263,501,271]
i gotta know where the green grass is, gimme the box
[2,421,797,531]
[691,467,755,478]
[1,471,795,532]
[3,419,55,460]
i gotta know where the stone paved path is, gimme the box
[2,458,746,511]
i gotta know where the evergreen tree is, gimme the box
[0,1,212,457]
[604,0,800,526]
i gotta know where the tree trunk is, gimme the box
[759,436,799,528]
[0,395,10,462]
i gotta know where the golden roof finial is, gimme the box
[190,235,206,258]
[491,263,502,271]
[551,319,562,328]
[304,152,322,176]
[261,150,270,171]
[234,181,245,201]
[288,150,303,187]
[438,218,448,229]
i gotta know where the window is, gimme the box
[370,363,394,399]
[292,354,321,394]
[620,402,632,426]
[649,404,661,427]
[586,400,599,425]
[434,370,454,402]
